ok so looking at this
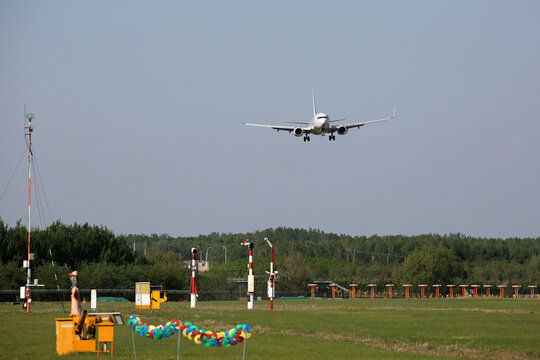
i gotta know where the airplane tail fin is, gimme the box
[312,90,317,117]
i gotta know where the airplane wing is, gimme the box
[243,123,312,134]
[341,116,392,130]
[340,107,395,130]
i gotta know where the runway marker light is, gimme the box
[497,285,506,298]
[309,284,317,300]
[447,285,455,298]
[403,284,411,299]
[367,284,376,299]
[349,284,358,299]
[386,284,394,299]
[432,285,441,298]
[512,285,521,299]
[418,284,427,299]
[331,284,337,300]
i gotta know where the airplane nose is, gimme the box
[321,119,328,128]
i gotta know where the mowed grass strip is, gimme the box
[0,298,538,359]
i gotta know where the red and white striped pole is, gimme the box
[25,113,34,313]
[242,239,254,310]
[190,245,200,308]
[265,237,277,310]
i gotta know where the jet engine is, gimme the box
[337,126,348,135]
[294,127,304,137]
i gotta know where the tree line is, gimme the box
[1,218,539,297]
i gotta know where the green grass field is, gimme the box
[1,298,539,359]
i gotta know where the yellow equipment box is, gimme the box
[55,318,95,355]
[55,312,123,356]
[97,321,115,356]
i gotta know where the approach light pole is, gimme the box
[265,237,278,310]
[242,239,255,310]
[190,245,200,309]
[205,246,212,263]
[222,245,227,263]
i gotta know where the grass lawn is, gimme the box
[0,298,538,359]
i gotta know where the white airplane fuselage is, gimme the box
[242,91,394,142]
[309,113,330,135]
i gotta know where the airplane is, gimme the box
[243,91,395,142]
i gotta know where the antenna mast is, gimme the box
[24,111,35,312]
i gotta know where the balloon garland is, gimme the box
[128,316,180,340]
[128,315,251,347]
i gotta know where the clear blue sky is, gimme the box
[1,1,539,238]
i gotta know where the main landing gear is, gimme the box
[303,135,310,142]
[328,134,336,141]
